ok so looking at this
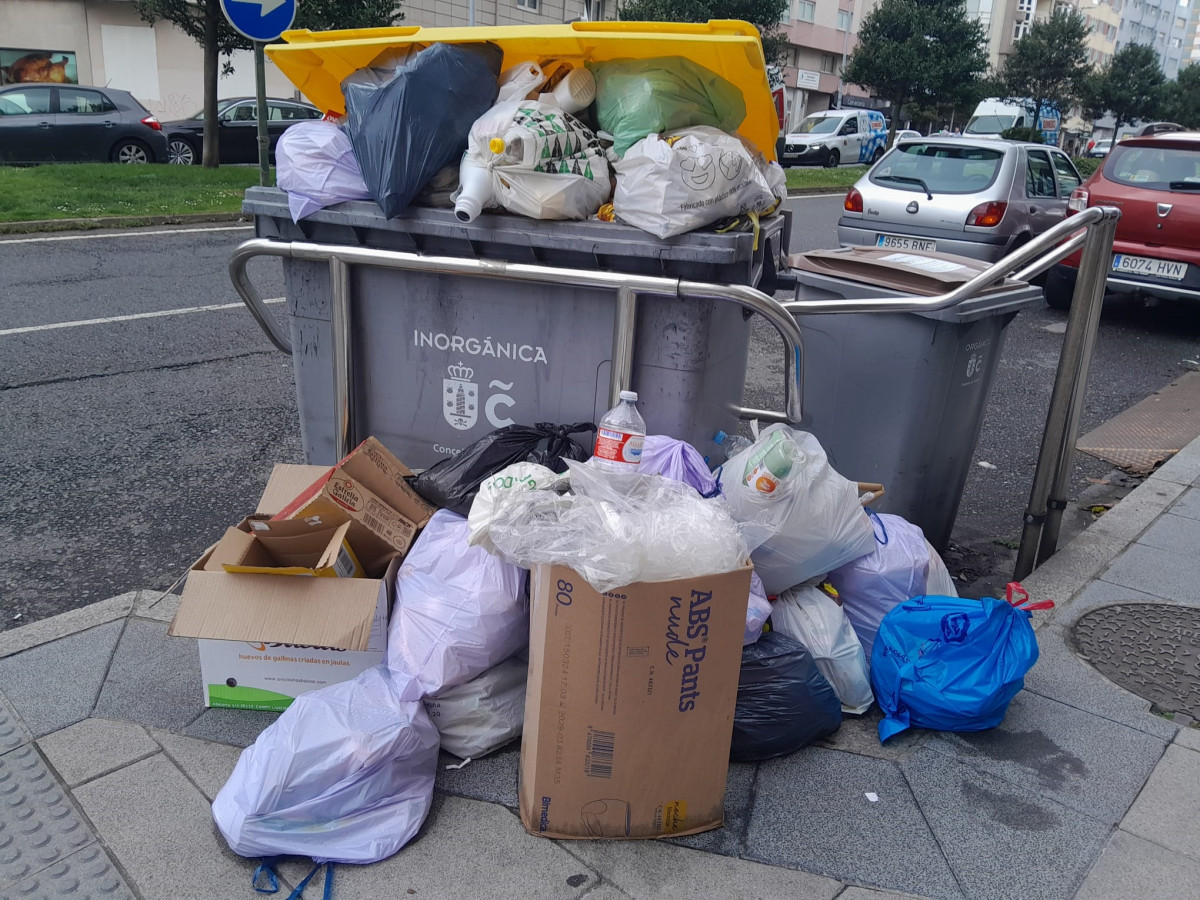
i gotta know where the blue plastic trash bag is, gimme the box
[871,595,1039,742]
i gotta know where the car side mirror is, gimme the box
[218,113,230,124]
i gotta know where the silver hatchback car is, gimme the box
[837,138,1083,262]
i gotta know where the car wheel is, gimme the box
[825,149,840,168]
[871,147,884,164]
[111,139,151,165]
[1044,266,1076,311]
[168,138,197,166]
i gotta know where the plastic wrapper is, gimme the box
[731,631,842,761]
[639,434,719,497]
[343,42,503,218]
[590,56,747,156]
[276,120,373,222]
[423,656,526,759]
[467,462,568,555]
[412,422,594,516]
[772,585,875,714]
[744,570,771,646]
[717,424,876,595]
[212,666,439,864]
[872,595,1039,741]
[828,512,959,660]
[613,126,782,238]
[472,460,749,593]
[387,510,528,696]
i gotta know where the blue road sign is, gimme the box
[220,0,296,44]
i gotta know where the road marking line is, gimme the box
[0,298,284,336]
[0,225,253,245]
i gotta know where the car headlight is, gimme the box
[810,141,825,149]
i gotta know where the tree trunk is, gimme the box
[887,98,902,148]
[202,0,220,168]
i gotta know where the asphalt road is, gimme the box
[2,202,1199,628]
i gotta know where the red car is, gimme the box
[1045,132,1200,309]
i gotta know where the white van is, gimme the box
[965,99,1060,145]
[779,109,887,168]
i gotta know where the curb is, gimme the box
[786,186,850,197]
[0,212,251,236]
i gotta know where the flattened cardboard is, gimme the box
[519,563,752,840]
[257,464,330,516]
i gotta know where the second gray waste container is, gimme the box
[787,248,1043,550]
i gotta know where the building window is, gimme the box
[1171,36,1182,48]
[820,53,837,73]
[796,0,816,22]
[516,0,538,9]
[837,9,853,30]
[1014,21,1030,40]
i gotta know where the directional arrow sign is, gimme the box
[221,0,297,43]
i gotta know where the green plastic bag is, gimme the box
[590,56,747,156]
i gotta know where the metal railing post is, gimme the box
[328,256,353,462]
[609,286,638,408]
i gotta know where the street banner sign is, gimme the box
[220,0,297,44]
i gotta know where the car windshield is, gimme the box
[870,143,1005,194]
[190,99,239,119]
[964,115,1016,135]
[795,116,840,135]
[1104,145,1200,191]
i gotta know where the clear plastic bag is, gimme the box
[276,120,372,222]
[424,656,526,759]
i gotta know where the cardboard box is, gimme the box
[211,517,364,578]
[256,464,329,516]
[273,438,436,575]
[519,564,752,840]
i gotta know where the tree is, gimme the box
[1161,64,1200,129]
[998,7,1089,143]
[1086,43,1165,132]
[618,0,790,64]
[133,1,403,167]
[842,0,988,146]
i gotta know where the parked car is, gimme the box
[0,84,167,164]
[1086,139,1113,158]
[1045,132,1200,309]
[837,138,1083,262]
[891,129,922,147]
[1132,122,1184,138]
[162,97,322,165]
[778,109,888,168]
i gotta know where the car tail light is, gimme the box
[966,201,1007,227]
[844,187,864,213]
[1067,188,1089,214]
[140,115,162,131]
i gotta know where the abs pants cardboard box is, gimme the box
[519,563,751,840]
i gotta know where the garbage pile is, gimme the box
[275,46,785,239]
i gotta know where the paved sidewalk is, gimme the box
[2,445,1200,899]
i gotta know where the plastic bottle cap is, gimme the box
[714,430,729,444]
[488,137,505,155]
[619,390,638,402]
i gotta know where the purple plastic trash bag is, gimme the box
[276,120,373,222]
[639,434,719,497]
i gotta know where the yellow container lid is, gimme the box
[267,19,778,160]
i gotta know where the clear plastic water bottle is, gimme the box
[592,391,646,472]
[713,430,753,461]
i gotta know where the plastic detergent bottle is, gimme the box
[742,430,795,495]
[592,391,646,472]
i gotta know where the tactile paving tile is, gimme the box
[0,845,135,900]
[0,746,95,891]
[0,698,29,756]
[1077,370,1200,473]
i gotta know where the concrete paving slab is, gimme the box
[1168,487,1200,520]
[1023,625,1178,739]
[924,690,1168,824]
[668,761,756,857]
[1087,479,1184,545]
[747,748,962,900]
[1099,542,1200,605]
[1174,725,1200,753]
[92,618,203,732]
[0,692,30,755]
[1015,530,1127,616]
[817,710,929,762]
[1074,829,1200,900]
[434,744,520,807]
[0,621,123,738]
[151,729,243,801]
[1121,743,1200,862]
[1045,579,1181,629]
[132,589,180,624]
[36,718,157,788]
[901,747,1111,900]
[566,839,842,900]
[0,745,96,891]
[1149,436,1200,486]
[836,890,933,900]
[183,708,278,748]
[1133,512,1200,558]
[0,844,136,900]
[330,794,596,899]
[0,594,134,661]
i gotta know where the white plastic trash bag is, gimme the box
[212,666,439,864]
[717,424,876,596]
[387,510,528,696]
[424,656,527,759]
[613,126,782,238]
[276,120,373,222]
[772,585,874,714]
[925,541,958,597]
[744,570,770,645]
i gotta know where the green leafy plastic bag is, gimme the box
[590,56,747,156]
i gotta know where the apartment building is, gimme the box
[1115,0,1190,79]
[1182,0,1200,64]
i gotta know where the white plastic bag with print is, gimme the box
[423,656,527,759]
[212,665,439,864]
[772,585,874,714]
[613,126,780,238]
[467,462,567,555]
[496,61,546,102]
[387,510,528,696]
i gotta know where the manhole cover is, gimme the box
[1072,604,1200,718]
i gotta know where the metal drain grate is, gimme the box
[1072,603,1200,718]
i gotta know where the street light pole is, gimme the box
[837,0,854,108]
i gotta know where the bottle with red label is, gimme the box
[592,390,646,472]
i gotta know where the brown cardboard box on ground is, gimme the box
[210,517,363,578]
[519,563,752,840]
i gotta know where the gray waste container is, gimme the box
[787,248,1043,550]
[243,186,789,469]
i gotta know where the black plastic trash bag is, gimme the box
[343,42,503,218]
[730,630,842,762]
[411,422,596,516]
